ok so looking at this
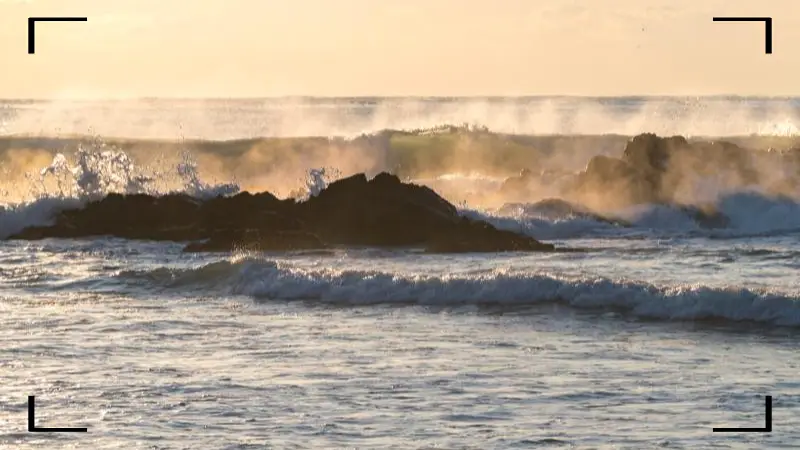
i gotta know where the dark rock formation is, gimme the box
[8,172,556,254]
[424,218,551,253]
[565,154,655,208]
[566,133,761,210]
[295,172,461,247]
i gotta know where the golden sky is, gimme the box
[0,0,798,98]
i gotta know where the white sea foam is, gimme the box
[469,191,800,240]
[118,257,800,327]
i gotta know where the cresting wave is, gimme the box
[474,192,800,240]
[117,256,800,327]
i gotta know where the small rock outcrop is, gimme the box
[9,172,556,254]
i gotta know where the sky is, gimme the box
[0,0,798,98]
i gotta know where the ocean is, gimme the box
[1,97,799,449]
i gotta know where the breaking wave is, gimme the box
[116,256,800,328]
[474,192,800,240]
[3,96,800,139]
[1,123,800,241]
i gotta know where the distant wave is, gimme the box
[2,96,800,139]
[1,125,798,189]
[116,256,800,328]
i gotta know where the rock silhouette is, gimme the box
[9,172,556,253]
[565,133,772,213]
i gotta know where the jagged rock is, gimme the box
[563,133,763,211]
[622,133,687,175]
[566,154,655,208]
[298,172,461,246]
[198,191,292,230]
[7,172,556,254]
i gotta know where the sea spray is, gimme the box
[289,167,343,200]
[0,137,241,239]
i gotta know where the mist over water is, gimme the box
[3,96,800,139]
[1,97,799,242]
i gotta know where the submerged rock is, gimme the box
[498,168,537,196]
[8,172,556,254]
[675,204,730,229]
[498,199,631,227]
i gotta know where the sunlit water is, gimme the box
[1,236,799,449]
[1,96,800,448]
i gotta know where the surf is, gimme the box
[111,255,800,328]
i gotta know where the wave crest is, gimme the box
[473,191,800,240]
[116,257,800,327]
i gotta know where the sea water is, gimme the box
[1,97,799,449]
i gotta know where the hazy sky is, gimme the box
[0,0,798,98]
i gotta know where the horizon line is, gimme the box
[2,94,800,102]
